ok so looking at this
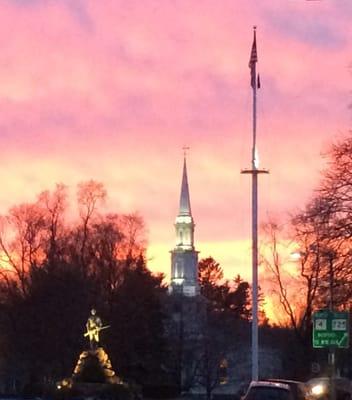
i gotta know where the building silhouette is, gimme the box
[166,155,206,391]
[165,156,283,396]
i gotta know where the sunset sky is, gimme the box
[0,0,351,293]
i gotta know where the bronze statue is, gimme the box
[84,308,109,349]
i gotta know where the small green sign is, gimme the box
[313,310,349,348]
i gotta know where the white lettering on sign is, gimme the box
[315,319,327,330]
[332,319,347,331]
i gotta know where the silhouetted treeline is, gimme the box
[262,133,352,379]
[0,181,167,391]
[0,176,333,396]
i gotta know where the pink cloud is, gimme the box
[0,0,350,281]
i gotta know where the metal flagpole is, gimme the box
[241,26,268,382]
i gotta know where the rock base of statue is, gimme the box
[56,347,135,399]
[73,347,120,384]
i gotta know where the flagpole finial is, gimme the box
[253,25,257,31]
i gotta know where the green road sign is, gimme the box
[313,310,349,348]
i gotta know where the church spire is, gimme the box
[179,156,192,217]
[169,152,199,297]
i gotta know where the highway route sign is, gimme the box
[313,310,349,348]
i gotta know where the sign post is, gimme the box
[313,310,349,348]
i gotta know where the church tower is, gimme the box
[169,156,199,296]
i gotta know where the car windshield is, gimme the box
[246,387,292,400]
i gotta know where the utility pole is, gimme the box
[327,251,335,400]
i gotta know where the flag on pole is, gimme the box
[248,28,258,89]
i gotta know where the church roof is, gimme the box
[179,157,192,216]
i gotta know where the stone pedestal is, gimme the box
[56,347,135,399]
[73,347,120,384]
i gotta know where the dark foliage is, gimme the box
[0,181,166,391]
[198,257,251,320]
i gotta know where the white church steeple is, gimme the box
[175,157,195,250]
[179,157,192,216]
[170,154,199,297]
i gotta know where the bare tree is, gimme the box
[262,217,323,334]
[0,202,46,294]
[37,183,68,263]
[116,212,147,260]
[76,180,107,269]
[262,134,352,331]
[196,331,228,400]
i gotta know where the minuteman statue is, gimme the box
[85,308,109,349]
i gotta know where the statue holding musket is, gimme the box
[84,308,109,349]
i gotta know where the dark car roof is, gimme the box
[263,379,309,400]
[271,380,304,383]
[250,381,291,390]
[243,381,293,400]
[266,380,308,387]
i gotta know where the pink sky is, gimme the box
[0,0,351,287]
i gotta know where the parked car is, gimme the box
[242,381,296,400]
[265,379,310,400]
[307,377,352,400]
